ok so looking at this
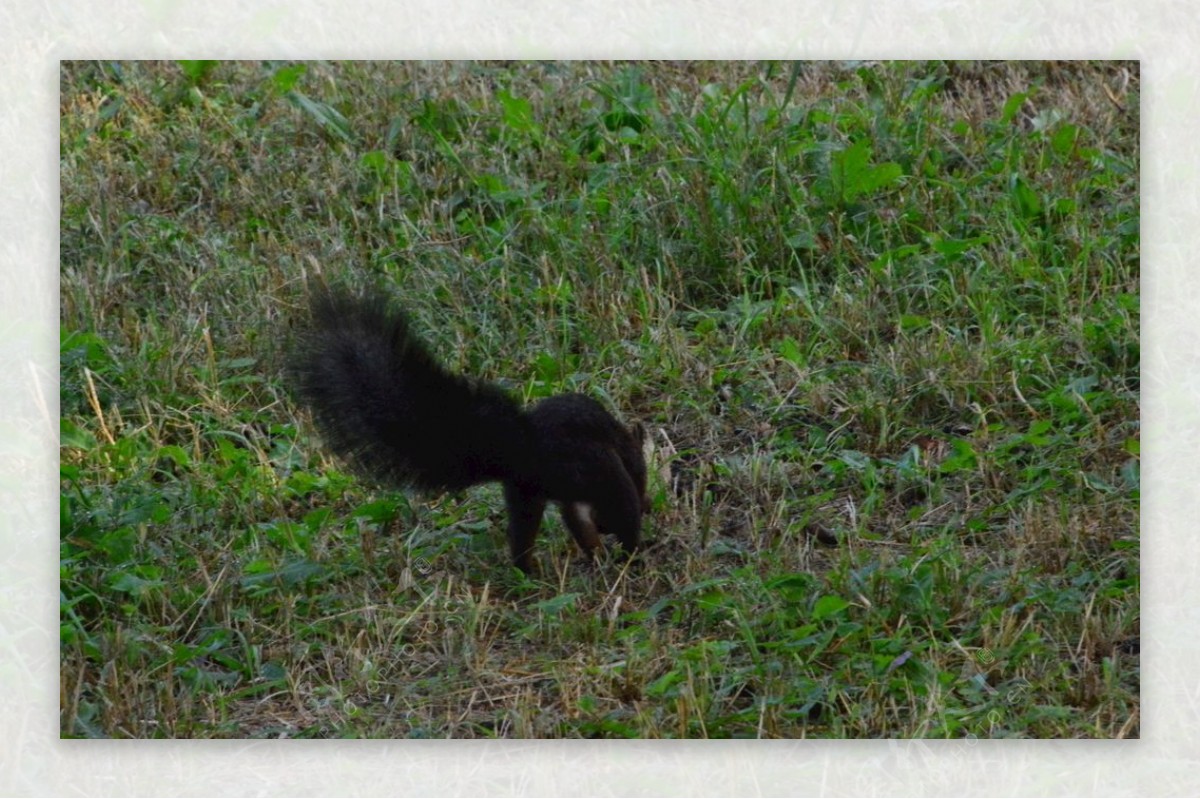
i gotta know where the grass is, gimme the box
[59,60,1139,739]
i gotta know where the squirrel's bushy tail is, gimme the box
[288,287,533,491]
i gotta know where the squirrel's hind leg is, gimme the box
[503,483,546,574]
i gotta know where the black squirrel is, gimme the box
[287,286,648,573]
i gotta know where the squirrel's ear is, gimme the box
[630,421,646,444]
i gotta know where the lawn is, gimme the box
[59,60,1139,738]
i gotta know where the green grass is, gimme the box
[59,60,1139,738]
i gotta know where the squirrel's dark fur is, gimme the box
[288,287,648,573]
